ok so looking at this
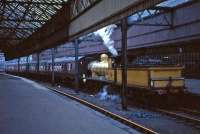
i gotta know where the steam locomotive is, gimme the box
[6,53,185,95]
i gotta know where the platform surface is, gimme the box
[0,74,139,134]
[185,79,200,95]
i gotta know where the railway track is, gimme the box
[179,107,200,117]
[46,86,158,134]
[48,84,200,130]
[129,100,200,127]
[127,100,200,128]
[153,108,200,126]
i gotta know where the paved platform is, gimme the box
[0,74,139,134]
[185,79,200,95]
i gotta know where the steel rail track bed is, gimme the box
[46,86,158,134]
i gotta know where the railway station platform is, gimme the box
[0,73,139,134]
[185,79,200,95]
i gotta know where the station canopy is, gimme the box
[0,0,192,60]
[0,0,68,53]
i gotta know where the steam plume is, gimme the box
[94,24,118,57]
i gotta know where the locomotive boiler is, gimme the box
[88,54,112,78]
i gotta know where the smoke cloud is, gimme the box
[97,85,120,101]
[94,24,118,57]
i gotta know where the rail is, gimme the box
[46,86,158,134]
[154,108,200,126]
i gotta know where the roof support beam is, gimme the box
[0,0,6,22]
[69,0,165,40]
[1,18,47,23]
[149,6,172,11]
[1,1,66,6]
[6,3,71,59]
[4,2,32,44]
[0,37,23,40]
[0,26,35,31]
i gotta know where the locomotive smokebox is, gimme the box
[88,54,112,79]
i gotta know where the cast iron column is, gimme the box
[113,58,117,84]
[36,52,40,73]
[74,39,79,91]
[26,56,29,72]
[51,48,55,86]
[121,18,128,110]
[18,58,20,73]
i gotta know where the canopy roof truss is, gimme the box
[0,0,68,48]
[0,0,101,59]
[1,0,193,60]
